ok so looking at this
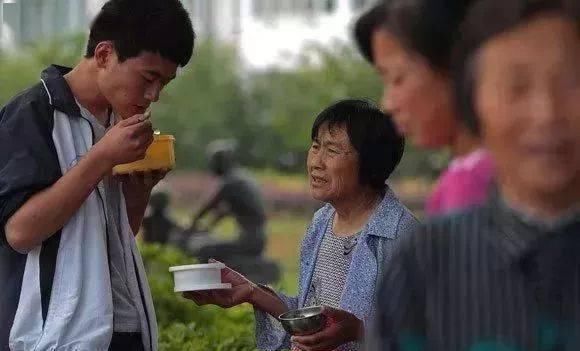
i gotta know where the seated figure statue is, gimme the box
[187,140,268,264]
[142,186,179,245]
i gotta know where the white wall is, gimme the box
[0,0,3,45]
[1,0,94,49]
[0,0,102,50]
[86,0,106,23]
[2,0,374,70]
[184,0,241,43]
[1,0,20,51]
[238,0,370,70]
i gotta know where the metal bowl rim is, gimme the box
[278,306,324,321]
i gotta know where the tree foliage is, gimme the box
[0,37,439,177]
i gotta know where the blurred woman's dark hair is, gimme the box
[353,4,388,63]
[384,0,474,71]
[311,99,405,193]
[453,0,580,134]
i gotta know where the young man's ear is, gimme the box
[93,41,116,69]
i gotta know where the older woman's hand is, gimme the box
[291,306,364,351]
[182,260,256,308]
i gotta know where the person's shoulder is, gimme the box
[301,203,332,239]
[2,82,50,112]
[311,203,333,223]
[298,204,332,258]
[430,202,486,220]
[396,207,420,239]
[410,205,492,252]
[1,82,52,127]
[223,169,252,185]
[380,186,420,226]
[394,198,419,225]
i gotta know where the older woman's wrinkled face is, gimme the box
[475,15,580,200]
[372,28,457,149]
[307,124,361,203]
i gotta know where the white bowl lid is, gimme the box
[169,262,225,272]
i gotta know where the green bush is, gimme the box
[0,33,85,106]
[140,243,257,350]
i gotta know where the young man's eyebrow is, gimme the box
[145,70,161,77]
[145,70,176,82]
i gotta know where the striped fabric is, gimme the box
[306,224,361,308]
[294,224,362,351]
[367,194,580,351]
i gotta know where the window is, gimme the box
[291,0,309,15]
[253,0,336,19]
[325,0,336,13]
[189,0,212,36]
[180,0,194,15]
[54,0,71,35]
[20,0,43,43]
[252,0,267,18]
[352,0,372,11]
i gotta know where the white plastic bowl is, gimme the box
[169,263,232,292]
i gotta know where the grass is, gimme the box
[263,213,311,294]
[252,168,309,193]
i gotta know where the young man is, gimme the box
[0,0,195,350]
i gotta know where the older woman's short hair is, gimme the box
[311,99,405,192]
[452,0,580,135]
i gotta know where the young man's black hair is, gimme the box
[86,0,195,67]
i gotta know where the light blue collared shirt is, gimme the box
[254,186,419,350]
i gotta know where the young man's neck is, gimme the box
[64,59,111,126]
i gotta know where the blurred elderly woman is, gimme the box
[184,99,417,350]
[369,0,580,349]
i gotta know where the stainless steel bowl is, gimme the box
[278,306,326,336]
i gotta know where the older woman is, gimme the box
[369,0,580,350]
[354,1,495,216]
[184,99,417,350]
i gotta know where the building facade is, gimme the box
[1,0,375,69]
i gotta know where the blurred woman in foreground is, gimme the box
[354,1,494,216]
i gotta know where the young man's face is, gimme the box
[95,42,178,119]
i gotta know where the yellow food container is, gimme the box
[112,134,175,175]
